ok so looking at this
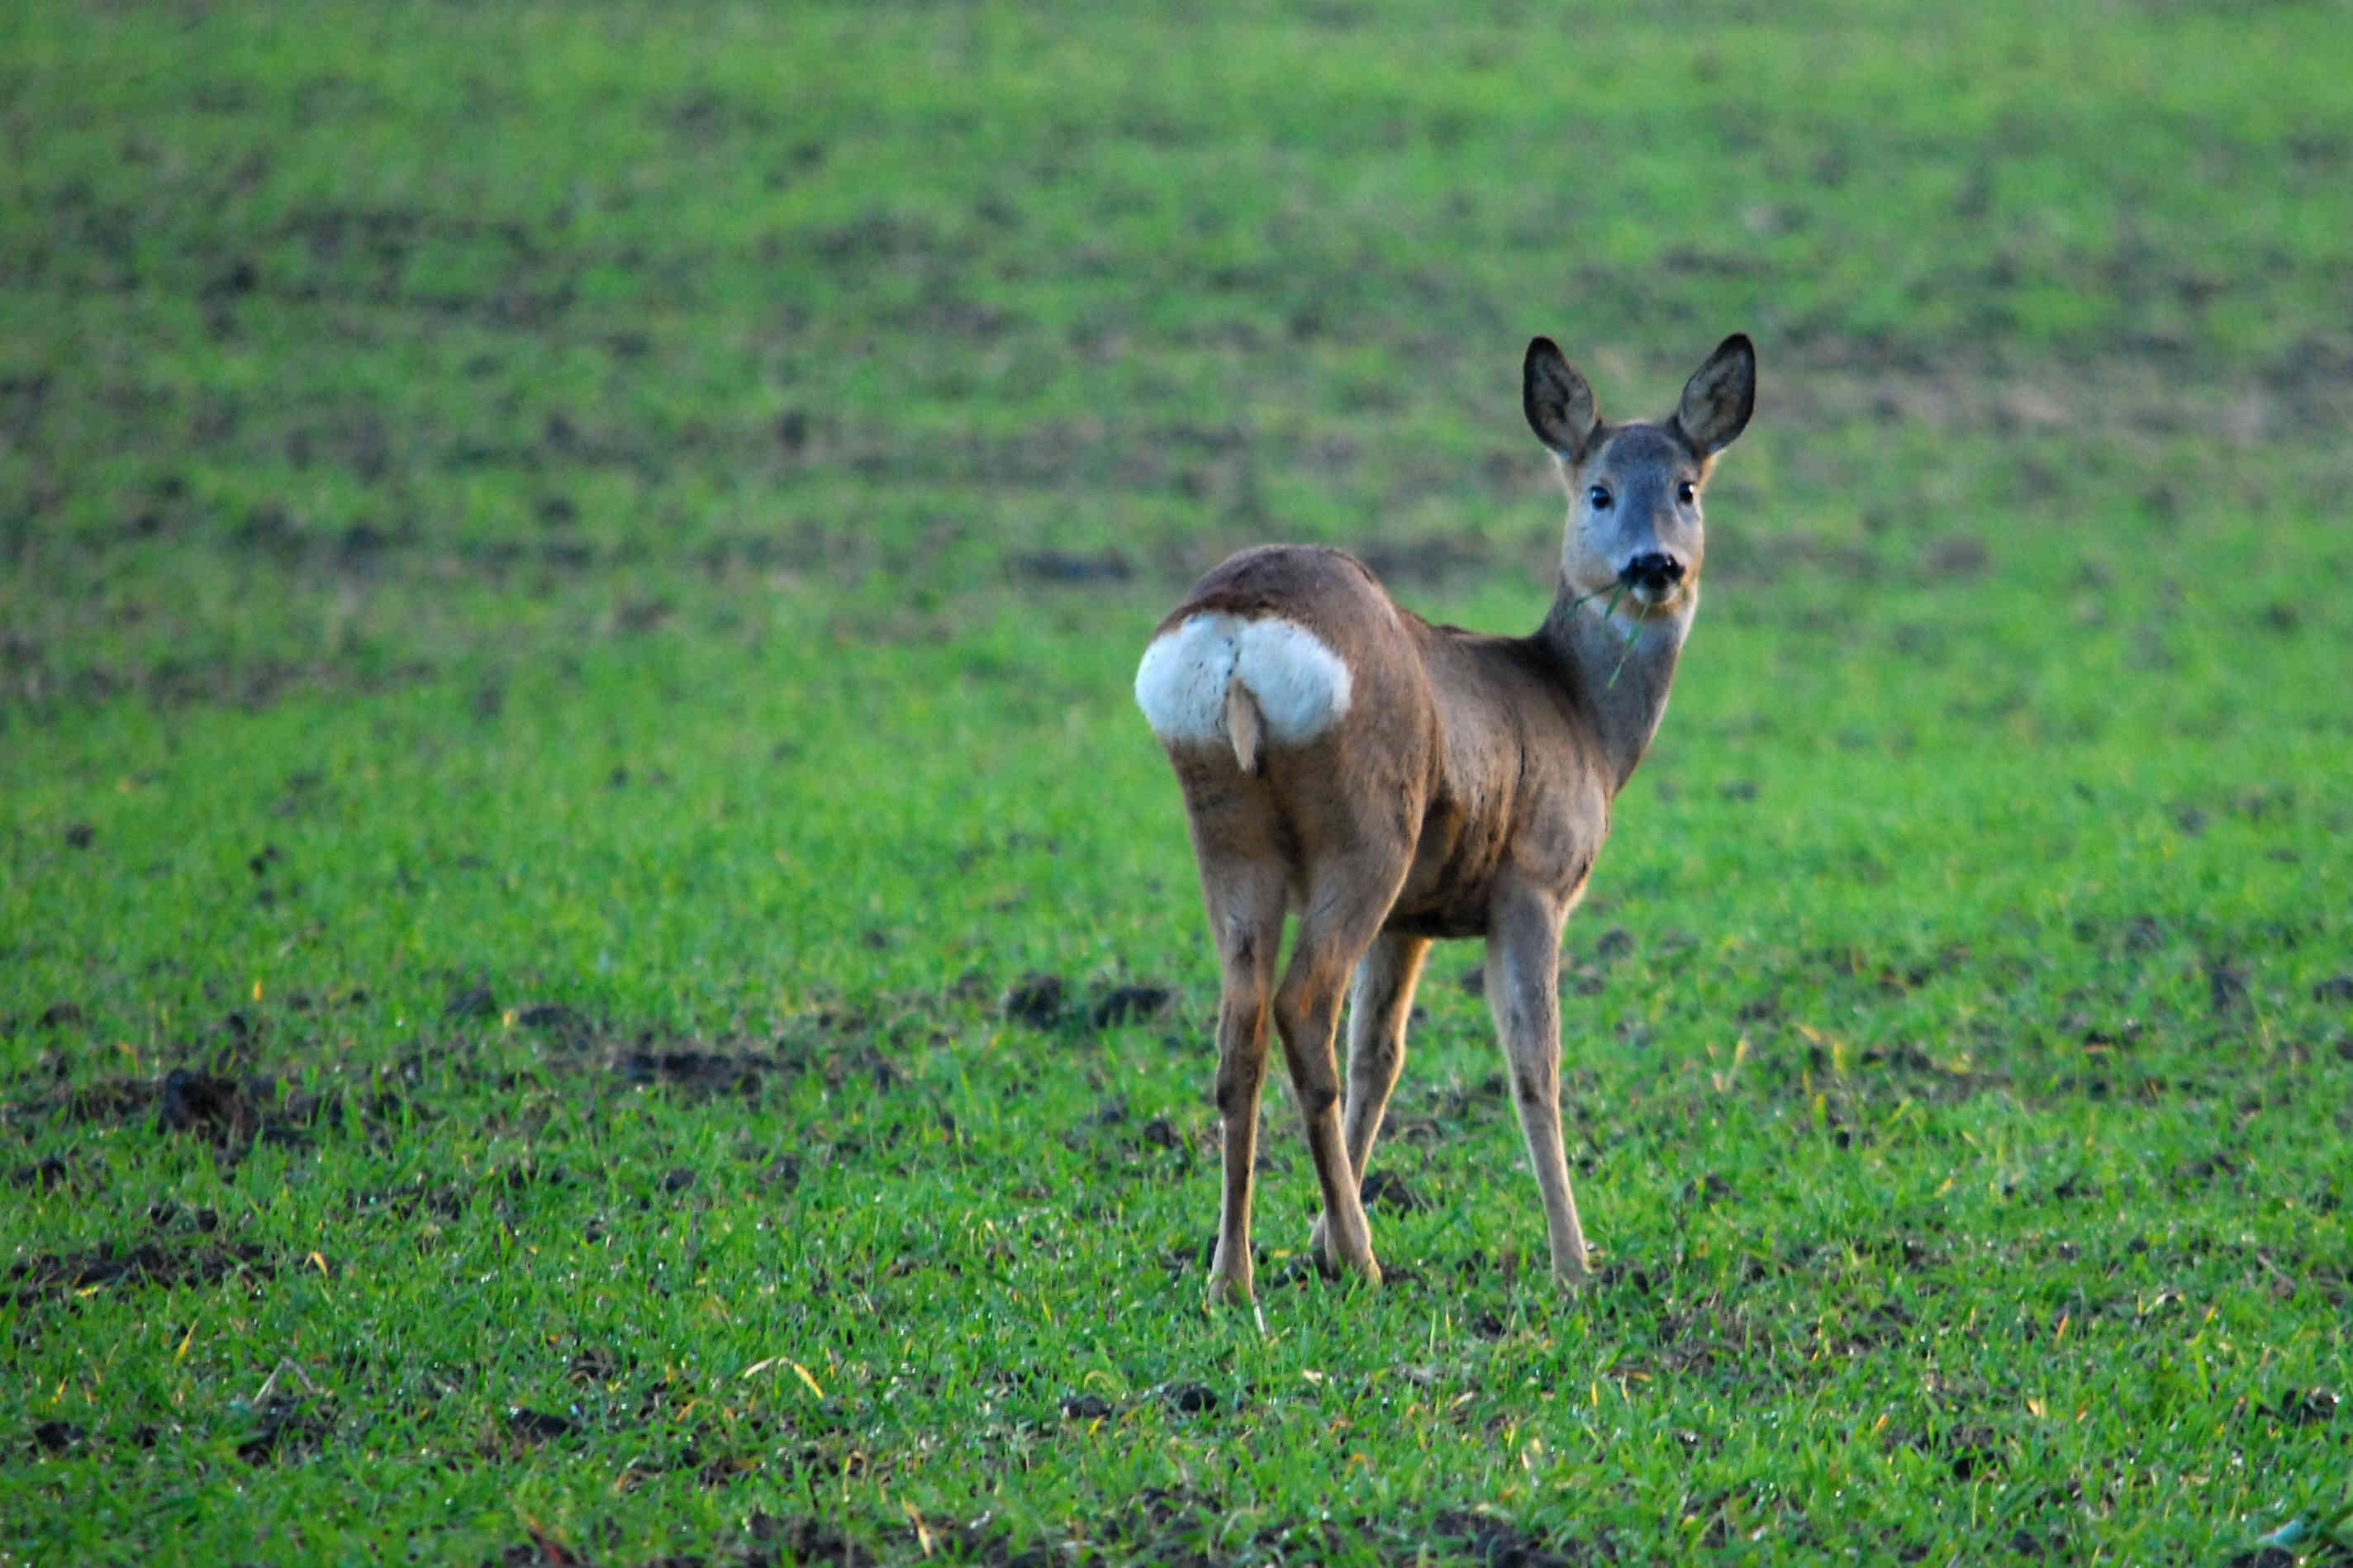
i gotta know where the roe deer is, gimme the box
[1134,334,1756,1304]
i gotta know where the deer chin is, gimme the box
[1566,574,1685,620]
[1621,579,1695,616]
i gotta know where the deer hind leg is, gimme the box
[1485,881,1593,1286]
[1201,855,1286,1306]
[1310,931,1430,1266]
[1272,850,1413,1285]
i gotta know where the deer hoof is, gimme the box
[1552,1247,1597,1292]
[1308,1218,1382,1285]
[1205,1266,1257,1309]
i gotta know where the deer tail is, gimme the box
[1224,677,1265,777]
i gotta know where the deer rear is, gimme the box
[1134,334,1756,1305]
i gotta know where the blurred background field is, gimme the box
[2,2,2350,1563]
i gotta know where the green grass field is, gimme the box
[4,1,2351,1562]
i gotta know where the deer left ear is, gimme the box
[1523,337,1600,464]
[1672,333,1756,456]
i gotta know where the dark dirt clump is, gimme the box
[748,1513,875,1567]
[1000,972,1066,1029]
[998,974,1181,1031]
[568,1347,626,1385]
[504,1408,578,1442]
[7,1236,273,1304]
[28,1419,86,1455]
[237,1396,330,1465]
[156,1067,267,1142]
[516,1002,594,1044]
[2226,1549,2297,1568]
[1361,1167,1430,1214]
[1090,982,1176,1028]
[1160,1381,1220,1414]
[611,1046,777,1098]
[1428,1509,1590,1567]
[2275,1388,2338,1425]
[7,1154,95,1195]
[2206,962,2250,1014]
[442,982,500,1021]
[7,1040,343,1157]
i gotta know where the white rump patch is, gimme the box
[1134,614,1354,749]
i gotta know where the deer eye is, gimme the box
[1586,485,1613,511]
[1677,481,1697,506]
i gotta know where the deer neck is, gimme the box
[1533,582,1695,794]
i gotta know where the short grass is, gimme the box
[3,1,2351,1563]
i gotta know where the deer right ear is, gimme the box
[1674,333,1756,456]
[1523,337,1598,465]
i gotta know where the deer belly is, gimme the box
[1381,796,1517,938]
[1382,903,1490,940]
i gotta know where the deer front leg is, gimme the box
[1485,885,1594,1287]
[1310,931,1431,1268]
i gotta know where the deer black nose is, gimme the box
[1623,553,1685,593]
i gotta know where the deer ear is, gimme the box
[1674,333,1756,456]
[1523,337,1598,464]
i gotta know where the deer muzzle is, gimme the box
[1620,552,1685,604]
